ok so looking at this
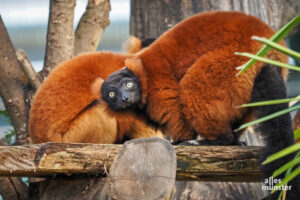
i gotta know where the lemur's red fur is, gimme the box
[29,50,163,143]
[121,11,288,142]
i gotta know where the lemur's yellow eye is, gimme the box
[126,82,133,88]
[109,91,115,98]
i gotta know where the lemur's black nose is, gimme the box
[122,96,130,102]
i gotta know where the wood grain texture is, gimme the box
[175,145,262,181]
[0,140,263,181]
[109,137,176,200]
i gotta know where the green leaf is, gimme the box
[295,127,300,140]
[235,52,300,72]
[235,104,300,132]
[238,95,300,108]
[277,152,300,199]
[0,110,12,125]
[0,110,9,118]
[271,166,300,194]
[252,36,300,61]
[263,143,300,164]
[272,154,300,178]
[236,14,300,76]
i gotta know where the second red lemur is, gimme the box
[100,11,299,198]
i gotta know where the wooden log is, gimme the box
[175,145,262,182]
[108,137,176,200]
[0,139,263,182]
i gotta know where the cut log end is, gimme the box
[109,137,176,200]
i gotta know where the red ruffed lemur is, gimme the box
[100,11,299,198]
[29,37,162,144]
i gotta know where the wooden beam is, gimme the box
[0,142,263,182]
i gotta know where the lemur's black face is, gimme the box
[101,68,142,111]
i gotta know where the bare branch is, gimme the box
[0,177,28,200]
[74,0,111,55]
[0,16,30,145]
[16,49,42,90]
[42,0,76,78]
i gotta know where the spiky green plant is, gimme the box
[235,14,300,200]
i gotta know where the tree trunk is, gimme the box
[130,0,300,39]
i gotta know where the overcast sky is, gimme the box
[0,0,130,27]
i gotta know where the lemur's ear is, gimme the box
[91,77,104,99]
[123,36,142,54]
[124,57,147,106]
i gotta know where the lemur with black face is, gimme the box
[100,11,299,199]
[29,37,161,144]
